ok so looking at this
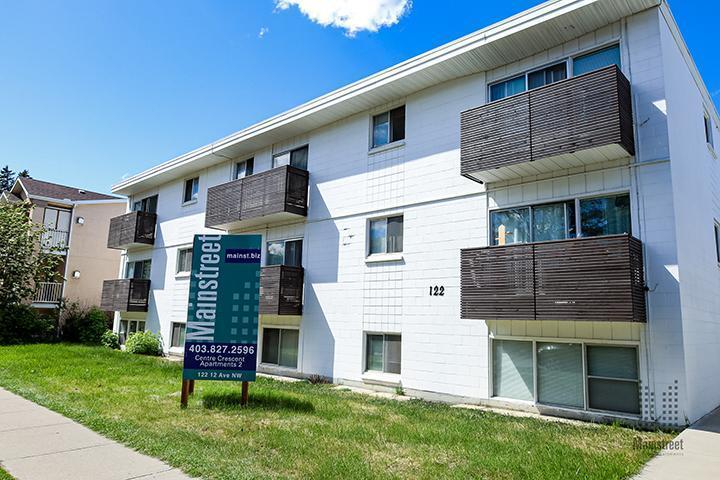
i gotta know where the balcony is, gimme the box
[41,229,69,253]
[205,165,309,231]
[461,234,646,322]
[33,282,63,305]
[100,279,151,312]
[461,66,635,183]
[107,211,157,250]
[259,265,304,316]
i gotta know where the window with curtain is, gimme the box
[587,346,639,414]
[536,342,584,408]
[489,75,526,102]
[273,146,308,170]
[573,44,621,76]
[43,207,71,232]
[261,328,299,368]
[234,158,254,179]
[133,195,158,214]
[266,239,303,267]
[171,323,186,348]
[372,106,406,148]
[125,259,151,279]
[528,62,567,90]
[493,340,534,401]
[182,177,199,204]
[176,248,193,275]
[368,216,403,255]
[579,194,631,237]
[365,334,401,374]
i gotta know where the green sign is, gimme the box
[182,234,261,381]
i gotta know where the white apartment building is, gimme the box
[105,0,720,427]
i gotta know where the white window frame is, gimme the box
[181,176,199,205]
[118,319,146,345]
[259,326,301,370]
[370,105,406,150]
[363,332,402,376]
[366,214,404,260]
[125,258,152,280]
[489,335,641,417]
[487,190,632,246]
[487,41,621,103]
[272,145,309,170]
[175,246,193,277]
[170,322,186,349]
[233,158,254,180]
[265,237,303,267]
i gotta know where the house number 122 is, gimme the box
[429,286,445,296]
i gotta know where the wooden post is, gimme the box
[188,380,195,395]
[180,380,191,408]
[241,381,249,406]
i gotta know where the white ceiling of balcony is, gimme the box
[113,0,661,195]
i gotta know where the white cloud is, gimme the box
[258,27,270,38]
[275,0,412,37]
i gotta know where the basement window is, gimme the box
[365,334,401,374]
[262,328,299,369]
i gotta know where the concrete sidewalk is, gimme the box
[634,406,720,479]
[0,387,193,480]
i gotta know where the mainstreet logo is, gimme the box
[225,249,261,264]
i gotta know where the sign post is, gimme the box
[181,234,262,408]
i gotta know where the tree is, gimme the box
[0,165,15,192]
[18,169,31,179]
[0,201,60,308]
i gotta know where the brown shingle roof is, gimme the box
[20,178,120,201]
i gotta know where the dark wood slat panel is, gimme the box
[100,279,151,312]
[205,165,309,230]
[259,265,304,316]
[461,234,646,322]
[107,211,156,250]
[460,66,635,181]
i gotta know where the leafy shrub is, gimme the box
[125,330,162,356]
[60,301,111,344]
[0,303,57,345]
[78,307,109,345]
[101,330,120,350]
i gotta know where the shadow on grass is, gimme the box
[202,390,315,413]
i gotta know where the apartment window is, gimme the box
[261,328,299,368]
[528,62,568,89]
[171,323,186,348]
[119,319,145,345]
[176,248,193,275]
[182,177,199,204]
[705,113,715,149]
[132,195,158,214]
[42,207,72,233]
[372,105,406,148]
[492,339,640,415]
[714,223,720,263]
[369,215,403,255]
[266,239,303,267]
[586,346,640,414]
[573,44,621,76]
[491,194,629,246]
[365,334,401,374]
[125,259,151,280]
[234,158,254,180]
[490,75,526,102]
[273,145,308,170]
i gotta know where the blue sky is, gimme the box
[1,0,717,194]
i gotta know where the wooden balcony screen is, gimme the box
[107,211,157,250]
[461,235,646,322]
[100,279,151,312]
[205,165,309,229]
[461,66,635,181]
[259,265,304,316]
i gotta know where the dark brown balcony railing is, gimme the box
[100,279,151,313]
[206,165,309,231]
[107,211,157,250]
[461,234,646,322]
[461,66,635,183]
[259,265,304,316]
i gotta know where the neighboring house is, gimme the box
[106,0,720,428]
[2,178,126,312]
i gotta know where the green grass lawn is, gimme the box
[0,344,672,480]
[0,467,14,480]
